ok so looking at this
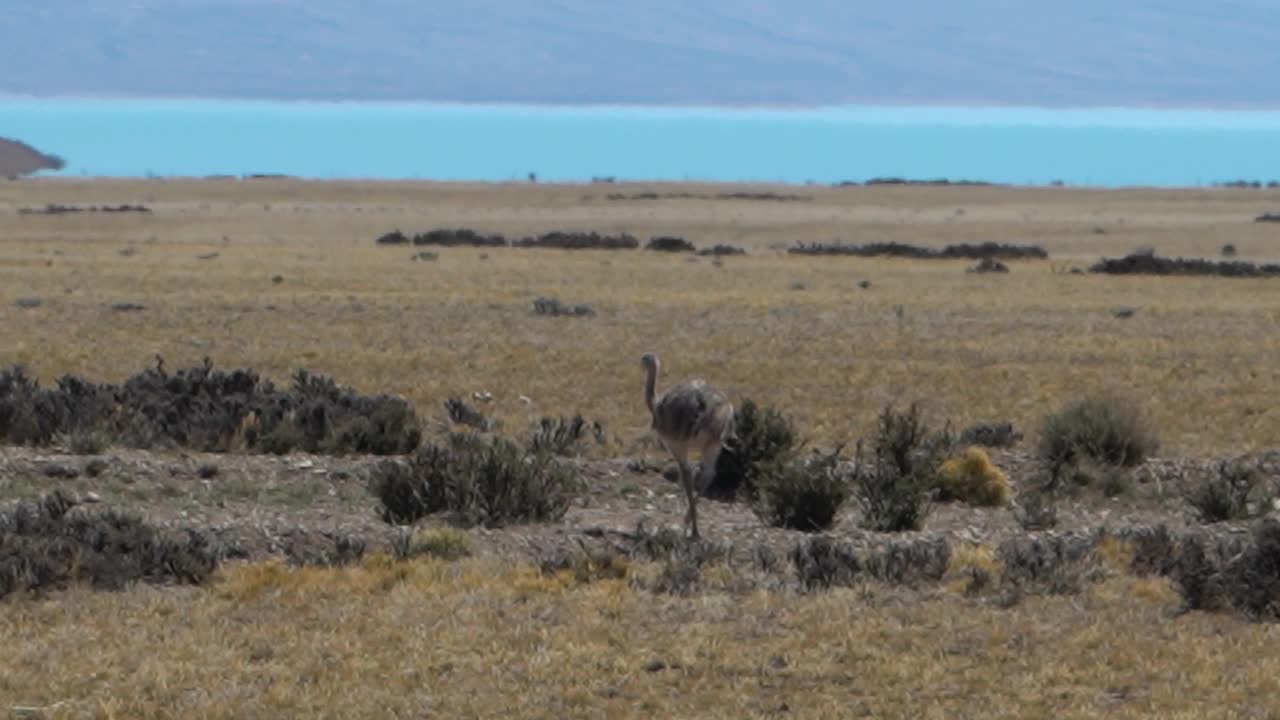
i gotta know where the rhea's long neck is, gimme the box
[644,362,659,415]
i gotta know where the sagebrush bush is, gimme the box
[370,434,582,528]
[1038,396,1157,475]
[851,404,948,532]
[528,415,604,457]
[1173,518,1280,619]
[707,399,799,501]
[937,447,1010,507]
[752,449,848,532]
[1184,459,1272,523]
[370,455,436,525]
[0,361,422,456]
[0,491,218,598]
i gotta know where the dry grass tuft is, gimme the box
[938,446,1012,506]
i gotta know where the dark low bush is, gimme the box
[412,228,507,247]
[696,244,747,256]
[531,297,596,317]
[957,421,1022,448]
[706,399,799,501]
[444,397,489,430]
[513,231,639,250]
[606,191,809,202]
[645,236,696,253]
[788,240,1047,260]
[752,449,848,532]
[1184,459,1272,524]
[0,361,421,456]
[0,492,218,598]
[375,230,410,245]
[790,535,951,590]
[1090,250,1280,277]
[18,204,151,216]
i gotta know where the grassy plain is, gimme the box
[4,178,1280,717]
[3,179,1280,455]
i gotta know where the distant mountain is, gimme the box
[0,138,64,178]
[4,1,1280,107]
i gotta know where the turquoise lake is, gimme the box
[4,99,1280,187]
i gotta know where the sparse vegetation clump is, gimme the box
[788,240,1047,260]
[957,421,1022,448]
[531,296,596,317]
[752,448,848,532]
[968,257,1009,273]
[790,535,951,590]
[850,404,950,532]
[374,229,410,245]
[1090,249,1280,277]
[444,397,489,430]
[18,203,150,215]
[411,228,507,247]
[513,231,639,250]
[706,399,799,501]
[1184,459,1273,523]
[695,244,747,256]
[370,434,582,528]
[937,446,1010,506]
[645,235,696,253]
[527,415,604,457]
[394,527,472,561]
[0,491,218,598]
[1037,396,1157,478]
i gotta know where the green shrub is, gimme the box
[851,404,948,532]
[752,448,848,532]
[1184,459,1272,523]
[707,399,798,501]
[1038,396,1157,475]
[370,434,582,528]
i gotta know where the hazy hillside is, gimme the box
[4,0,1279,106]
[0,138,63,178]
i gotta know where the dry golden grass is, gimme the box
[2,554,1279,719]
[3,179,1280,455]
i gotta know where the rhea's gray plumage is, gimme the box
[641,352,734,539]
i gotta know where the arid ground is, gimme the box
[2,178,1280,718]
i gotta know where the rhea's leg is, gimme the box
[677,460,699,539]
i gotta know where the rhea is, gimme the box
[641,352,734,539]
